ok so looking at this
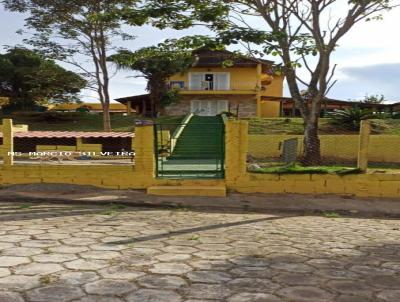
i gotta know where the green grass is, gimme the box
[245,118,337,135]
[245,117,400,135]
[324,212,341,218]
[252,164,361,175]
[107,204,126,210]
[376,119,400,135]
[18,204,32,209]
[0,112,183,132]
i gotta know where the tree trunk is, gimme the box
[98,28,112,131]
[152,98,156,117]
[102,102,111,132]
[100,71,111,131]
[301,113,321,166]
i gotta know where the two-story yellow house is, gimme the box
[115,49,284,118]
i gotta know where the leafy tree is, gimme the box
[127,0,396,164]
[222,0,396,165]
[213,0,396,165]
[361,94,387,104]
[123,0,229,30]
[2,0,144,131]
[0,47,86,112]
[110,37,219,116]
[3,0,229,130]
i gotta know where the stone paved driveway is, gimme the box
[0,202,399,302]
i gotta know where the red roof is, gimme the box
[0,131,134,139]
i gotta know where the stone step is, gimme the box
[147,185,226,197]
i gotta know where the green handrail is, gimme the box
[170,113,194,152]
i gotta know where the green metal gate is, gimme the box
[154,116,225,179]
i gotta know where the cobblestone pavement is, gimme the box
[0,202,399,302]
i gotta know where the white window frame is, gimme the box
[188,72,230,90]
[190,100,229,116]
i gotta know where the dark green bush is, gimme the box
[327,108,374,130]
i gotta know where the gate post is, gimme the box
[225,119,248,183]
[134,121,155,177]
[2,119,14,166]
[357,120,370,172]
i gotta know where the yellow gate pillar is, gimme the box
[134,121,155,176]
[225,119,248,183]
[2,119,14,166]
[357,120,370,172]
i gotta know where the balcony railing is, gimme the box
[169,81,266,92]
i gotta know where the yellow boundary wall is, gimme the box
[231,172,400,198]
[1,119,400,198]
[249,134,400,163]
[1,164,398,197]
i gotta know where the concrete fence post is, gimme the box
[2,119,14,166]
[357,120,371,172]
[225,119,248,183]
[134,121,155,176]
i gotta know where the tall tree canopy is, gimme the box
[110,37,220,116]
[3,0,143,130]
[0,48,86,112]
[3,0,229,130]
[120,0,397,164]
[215,0,397,165]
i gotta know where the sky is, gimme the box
[1,4,400,103]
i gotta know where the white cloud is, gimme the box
[330,63,400,101]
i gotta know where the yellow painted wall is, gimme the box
[0,124,28,132]
[170,67,257,90]
[248,134,400,163]
[2,119,400,198]
[225,120,248,182]
[261,74,284,97]
[223,120,400,198]
[170,66,284,119]
[0,163,398,198]
[231,172,400,198]
[157,130,170,146]
[260,100,281,118]
[0,165,226,190]
[170,67,284,95]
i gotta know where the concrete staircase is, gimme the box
[170,115,224,159]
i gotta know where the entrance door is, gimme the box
[190,100,228,116]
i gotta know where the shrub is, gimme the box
[328,108,373,130]
[160,88,180,107]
